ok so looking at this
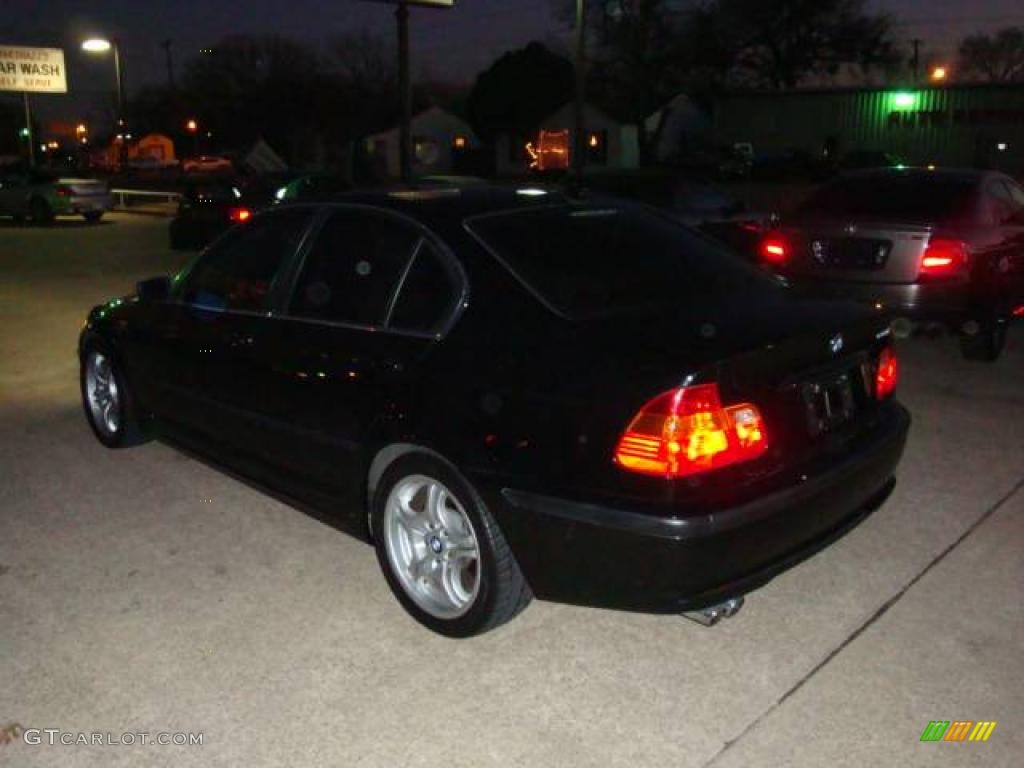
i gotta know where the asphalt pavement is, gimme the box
[1,213,1021,767]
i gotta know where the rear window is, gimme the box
[468,204,780,319]
[800,174,978,223]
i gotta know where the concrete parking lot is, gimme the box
[1,213,1021,768]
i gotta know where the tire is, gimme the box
[29,196,54,225]
[960,318,1008,362]
[80,342,149,449]
[83,211,104,224]
[371,453,532,637]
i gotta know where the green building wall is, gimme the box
[713,84,1024,173]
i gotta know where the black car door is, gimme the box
[157,207,317,446]
[995,179,1024,312]
[982,179,1024,316]
[256,206,465,502]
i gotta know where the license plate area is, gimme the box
[812,238,891,270]
[802,372,856,437]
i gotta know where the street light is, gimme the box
[82,36,127,169]
[930,65,948,82]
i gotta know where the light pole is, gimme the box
[82,37,127,170]
[572,0,587,189]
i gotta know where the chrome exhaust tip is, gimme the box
[681,596,745,627]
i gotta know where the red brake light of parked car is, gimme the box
[55,185,73,197]
[1013,305,1024,318]
[228,206,252,223]
[759,236,789,264]
[875,346,898,400]
[614,383,768,479]
[920,237,968,277]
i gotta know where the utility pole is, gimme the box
[161,39,175,88]
[396,1,412,183]
[911,38,922,85]
[572,0,587,189]
[23,93,35,168]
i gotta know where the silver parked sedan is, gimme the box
[760,168,1024,361]
[0,168,113,224]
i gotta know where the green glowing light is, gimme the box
[891,92,918,109]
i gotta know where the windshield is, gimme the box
[468,203,781,320]
[799,174,978,224]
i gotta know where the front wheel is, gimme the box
[80,344,149,448]
[372,454,531,637]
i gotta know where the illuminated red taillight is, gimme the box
[1012,305,1024,318]
[55,185,73,197]
[228,206,252,223]
[875,346,898,399]
[920,237,968,277]
[614,383,769,479]
[759,235,788,264]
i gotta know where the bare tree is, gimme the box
[959,27,1024,82]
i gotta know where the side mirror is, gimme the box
[136,276,171,302]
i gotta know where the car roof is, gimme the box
[836,167,989,183]
[284,184,577,226]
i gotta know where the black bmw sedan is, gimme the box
[79,186,910,637]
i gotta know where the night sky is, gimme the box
[2,0,1022,126]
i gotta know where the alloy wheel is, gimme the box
[383,475,481,619]
[85,351,120,437]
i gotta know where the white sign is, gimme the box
[0,45,67,93]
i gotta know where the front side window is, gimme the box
[289,210,420,327]
[180,208,313,313]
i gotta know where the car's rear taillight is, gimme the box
[228,206,252,223]
[759,235,788,265]
[614,383,769,479]
[55,185,73,197]
[875,346,898,399]
[920,237,968,278]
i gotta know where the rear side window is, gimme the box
[289,210,419,326]
[468,204,779,319]
[800,174,978,224]
[389,242,459,333]
[181,208,313,312]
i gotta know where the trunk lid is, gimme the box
[782,220,932,283]
[565,293,890,476]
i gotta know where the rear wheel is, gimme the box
[960,318,1008,362]
[83,211,104,224]
[80,344,149,448]
[30,197,54,225]
[372,454,531,637]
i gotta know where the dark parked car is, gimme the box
[760,168,1024,360]
[835,151,904,173]
[169,182,255,250]
[80,187,909,637]
[670,181,773,259]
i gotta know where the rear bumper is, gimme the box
[55,194,113,215]
[788,278,969,324]
[494,403,910,613]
